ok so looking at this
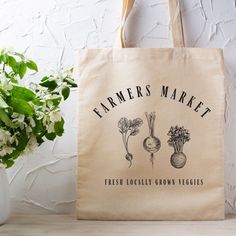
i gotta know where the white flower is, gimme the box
[0,129,18,149]
[0,73,13,92]
[47,101,54,109]
[12,113,25,122]
[29,82,48,99]
[0,163,6,169]
[42,114,50,126]
[0,129,12,145]
[49,110,62,123]
[26,126,32,134]
[10,132,19,146]
[51,68,66,81]
[23,136,38,155]
[28,117,36,128]
[47,123,55,133]
[0,145,15,156]
[12,113,27,130]
[35,110,45,120]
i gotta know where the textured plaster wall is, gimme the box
[1,0,236,214]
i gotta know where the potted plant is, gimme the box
[0,49,77,225]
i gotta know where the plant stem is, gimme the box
[173,143,177,152]
[122,132,128,152]
[128,160,132,168]
[150,113,156,137]
[150,153,154,168]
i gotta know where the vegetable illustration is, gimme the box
[143,112,161,167]
[118,117,143,168]
[167,126,190,169]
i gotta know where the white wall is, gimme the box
[1,0,236,214]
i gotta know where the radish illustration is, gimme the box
[143,112,161,167]
[167,126,190,168]
[118,117,143,168]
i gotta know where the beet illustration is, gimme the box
[167,126,190,169]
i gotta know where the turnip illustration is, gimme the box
[118,117,143,168]
[143,112,161,167]
[167,126,190,169]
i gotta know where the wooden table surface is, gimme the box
[1,215,236,236]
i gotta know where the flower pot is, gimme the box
[0,165,10,225]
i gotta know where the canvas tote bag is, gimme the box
[76,0,225,220]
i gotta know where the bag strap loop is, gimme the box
[115,0,135,48]
[115,0,185,48]
[169,0,185,47]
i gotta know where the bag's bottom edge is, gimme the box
[76,216,225,221]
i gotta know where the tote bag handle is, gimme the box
[115,0,185,48]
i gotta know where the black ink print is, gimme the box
[118,117,143,168]
[167,126,190,169]
[143,112,161,167]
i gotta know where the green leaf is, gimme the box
[11,150,21,160]
[39,79,57,91]
[61,86,70,100]
[54,118,64,136]
[8,56,19,74]
[45,132,56,141]
[26,60,38,72]
[0,88,7,97]
[32,118,45,135]
[11,86,36,101]
[36,136,44,146]
[2,54,8,63]
[47,96,61,107]
[0,108,15,128]
[63,77,77,88]
[0,96,9,108]
[4,71,18,83]
[5,159,15,168]
[8,97,34,116]
[19,62,27,78]
[32,98,43,106]
[2,150,21,163]
[15,129,29,151]
[41,76,49,82]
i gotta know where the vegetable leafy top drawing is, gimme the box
[118,117,143,168]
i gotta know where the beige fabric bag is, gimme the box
[77,0,225,220]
